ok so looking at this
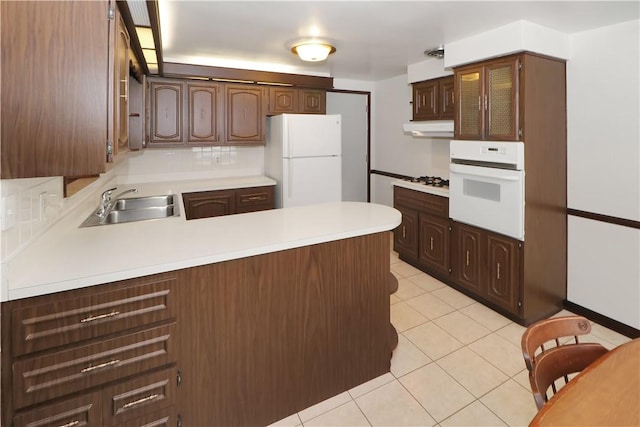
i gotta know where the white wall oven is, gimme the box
[449,140,525,240]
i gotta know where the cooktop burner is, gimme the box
[404,175,450,188]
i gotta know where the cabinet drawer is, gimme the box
[103,367,177,426]
[11,276,176,356]
[394,187,449,218]
[13,323,176,410]
[236,186,274,213]
[13,390,102,427]
[119,407,176,427]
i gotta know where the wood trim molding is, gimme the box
[370,170,412,180]
[563,300,640,339]
[162,62,334,89]
[567,208,640,230]
[116,0,149,75]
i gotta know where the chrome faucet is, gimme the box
[96,187,138,217]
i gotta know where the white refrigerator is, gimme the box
[265,114,342,208]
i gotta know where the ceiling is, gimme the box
[157,1,639,81]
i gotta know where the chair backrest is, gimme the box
[529,343,609,409]
[521,315,593,372]
[521,315,609,410]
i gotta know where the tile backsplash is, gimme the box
[0,146,266,262]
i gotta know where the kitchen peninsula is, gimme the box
[1,182,401,426]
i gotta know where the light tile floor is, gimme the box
[270,240,631,427]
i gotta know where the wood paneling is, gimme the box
[162,62,334,89]
[520,53,567,322]
[1,1,107,178]
[174,233,391,426]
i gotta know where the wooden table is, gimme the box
[530,338,640,426]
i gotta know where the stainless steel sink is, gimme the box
[80,194,180,227]
[112,195,176,211]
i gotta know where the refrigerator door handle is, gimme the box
[288,161,293,198]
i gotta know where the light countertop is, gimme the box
[391,179,450,197]
[3,176,401,302]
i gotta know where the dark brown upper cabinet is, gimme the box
[187,82,223,144]
[267,87,326,115]
[148,79,266,146]
[149,80,184,144]
[1,1,109,178]
[411,76,454,121]
[454,56,520,140]
[225,84,266,144]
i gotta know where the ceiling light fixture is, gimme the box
[291,41,336,62]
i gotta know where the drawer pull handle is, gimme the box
[122,393,160,409]
[80,310,120,323]
[246,196,265,201]
[58,421,80,427]
[81,359,120,373]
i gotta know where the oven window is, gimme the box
[463,179,500,202]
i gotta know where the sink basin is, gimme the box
[103,205,177,224]
[80,194,180,227]
[112,195,176,211]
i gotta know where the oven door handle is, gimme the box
[449,163,521,181]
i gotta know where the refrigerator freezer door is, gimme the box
[282,114,341,158]
[281,156,342,208]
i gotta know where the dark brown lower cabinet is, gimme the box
[450,221,523,316]
[2,232,391,426]
[13,390,103,427]
[418,213,449,277]
[394,205,419,262]
[183,185,275,219]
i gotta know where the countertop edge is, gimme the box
[4,201,400,302]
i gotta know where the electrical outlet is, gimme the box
[1,194,16,231]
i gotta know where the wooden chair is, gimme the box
[521,315,609,409]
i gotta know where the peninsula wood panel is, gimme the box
[174,232,392,426]
[1,1,107,178]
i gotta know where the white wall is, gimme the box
[566,19,640,329]
[567,19,640,221]
[370,74,450,206]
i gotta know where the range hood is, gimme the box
[402,120,454,138]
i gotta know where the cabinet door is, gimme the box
[225,85,264,144]
[299,89,326,114]
[413,80,438,120]
[394,206,419,262]
[486,232,521,314]
[451,222,484,293]
[183,190,236,220]
[455,66,483,140]
[187,83,223,144]
[115,14,130,153]
[13,390,102,427]
[269,87,298,114]
[485,58,520,141]
[439,78,455,120]
[418,214,449,277]
[150,81,183,144]
[1,1,107,178]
